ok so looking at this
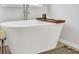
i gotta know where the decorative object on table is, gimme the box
[42,14,47,21]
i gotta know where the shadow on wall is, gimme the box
[60,23,79,45]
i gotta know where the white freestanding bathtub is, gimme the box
[0,20,64,54]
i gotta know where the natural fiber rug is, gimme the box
[41,46,79,54]
[0,45,79,54]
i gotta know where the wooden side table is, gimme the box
[0,37,6,54]
[0,30,6,54]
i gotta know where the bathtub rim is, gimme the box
[0,20,64,28]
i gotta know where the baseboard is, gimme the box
[59,39,79,51]
[55,41,66,48]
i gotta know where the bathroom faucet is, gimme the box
[23,4,29,20]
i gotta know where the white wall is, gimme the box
[0,4,49,23]
[0,6,24,22]
[48,4,79,49]
[28,4,49,20]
